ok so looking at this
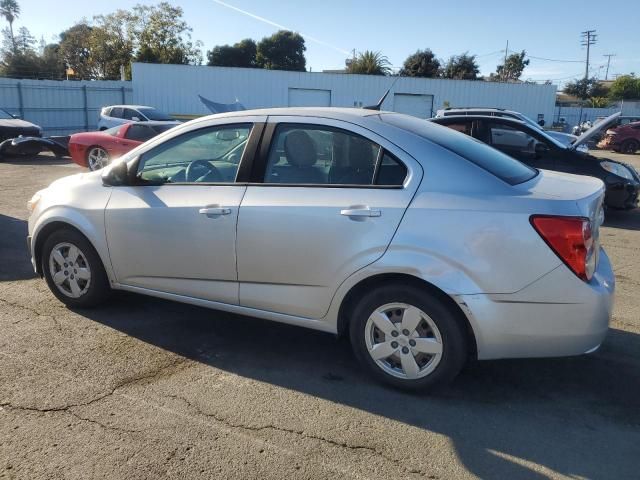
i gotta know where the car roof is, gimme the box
[442,107,518,114]
[105,105,155,110]
[191,107,383,122]
[130,120,180,126]
[431,114,528,126]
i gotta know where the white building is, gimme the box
[132,62,557,123]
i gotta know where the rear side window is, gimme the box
[382,114,537,185]
[263,124,406,186]
[123,108,139,120]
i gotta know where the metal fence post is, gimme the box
[16,82,24,119]
[121,86,126,104]
[82,85,89,131]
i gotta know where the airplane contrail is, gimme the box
[211,0,352,56]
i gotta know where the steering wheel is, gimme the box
[185,159,223,182]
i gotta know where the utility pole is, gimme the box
[603,53,616,80]
[581,30,597,80]
[502,40,508,81]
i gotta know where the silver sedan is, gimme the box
[27,108,614,390]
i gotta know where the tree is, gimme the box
[59,23,94,79]
[399,49,440,78]
[91,10,136,79]
[0,0,19,53]
[256,30,306,71]
[441,52,479,80]
[346,50,391,75]
[491,50,529,82]
[564,77,608,100]
[608,75,640,100]
[133,2,202,65]
[207,38,256,68]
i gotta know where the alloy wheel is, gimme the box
[48,242,91,298]
[364,302,443,380]
[87,147,109,170]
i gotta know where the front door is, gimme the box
[105,122,259,304]
[236,117,422,319]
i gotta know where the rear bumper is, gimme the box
[458,249,614,360]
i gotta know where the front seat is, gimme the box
[270,130,326,184]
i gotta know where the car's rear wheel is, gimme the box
[620,139,639,154]
[86,146,109,171]
[42,229,111,308]
[349,284,467,390]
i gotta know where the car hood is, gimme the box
[0,118,40,130]
[48,170,103,190]
[570,112,621,150]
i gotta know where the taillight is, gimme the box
[530,215,595,281]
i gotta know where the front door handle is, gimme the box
[199,206,232,217]
[340,207,381,218]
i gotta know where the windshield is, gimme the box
[0,108,14,120]
[138,107,173,121]
[382,113,537,185]
[104,126,122,136]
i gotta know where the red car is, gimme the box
[598,121,640,154]
[69,121,177,170]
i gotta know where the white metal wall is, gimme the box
[0,78,133,135]
[132,63,557,123]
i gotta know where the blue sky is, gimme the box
[17,0,640,86]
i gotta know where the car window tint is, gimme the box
[125,125,155,142]
[375,152,407,186]
[123,108,139,120]
[444,121,473,135]
[137,124,251,184]
[264,124,384,186]
[110,107,123,118]
[489,123,539,152]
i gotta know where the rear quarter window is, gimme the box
[381,114,537,185]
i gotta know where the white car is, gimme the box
[97,105,179,130]
[27,108,614,390]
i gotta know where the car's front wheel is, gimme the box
[349,284,467,390]
[86,146,110,171]
[42,229,111,308]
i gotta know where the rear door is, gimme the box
[235,116,422,319]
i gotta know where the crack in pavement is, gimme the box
[0,297,64,331]
[165,393,432,478]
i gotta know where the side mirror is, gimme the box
[534,142,550,156]
[102,161,129,186]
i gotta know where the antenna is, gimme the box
[363,75,400,111]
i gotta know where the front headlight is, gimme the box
[576,144,589,153]
[27,191,42,213]
[600,161,634,181]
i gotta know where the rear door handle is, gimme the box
[340,207,381,218]
[199,206,231,217]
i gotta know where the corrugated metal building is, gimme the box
[132,63,557,123]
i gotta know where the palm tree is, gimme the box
[346,50,392,76]
[0,0,20,54]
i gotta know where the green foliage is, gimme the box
[0,0,19,53]
[588,97,611,108]
[564,77,608,100]
[91,9,136,79]
[59,23,94,79]
[207,38,257,68]
[490,50,529,81]
[346,50,391,76]
[133,3,202,65]
[256,30,306,71]
[441,52,479,80]
[399,49,440,78]
[608,75,640,100]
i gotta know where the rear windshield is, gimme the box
[380,113,537,185]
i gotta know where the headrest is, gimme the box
[284,130,317,167]
[349,137,375,170]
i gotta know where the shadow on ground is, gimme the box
[0,214,36,281]
[1,154,71,166]
[604,207,640,231]
[75,290,640,480]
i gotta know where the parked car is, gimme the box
[430,112,639,210]
[0,107,42,141]
[97,105,178,130]
[435,107,580,148]
[598,121,640,154]
[68,122,177,171]
[27,107,614,390]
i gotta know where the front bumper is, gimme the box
[604,178,639,210]
[458,248,614,360]
[26,235,37,273]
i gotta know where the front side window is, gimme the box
[125,125,155,142]
[264,124,405,186]
[123,108,140,120]
[137,124,252,184]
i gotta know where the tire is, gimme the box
[41,228,111,308]
[349,284,467,391]
[86,146,110,171]
[620,139,639,154]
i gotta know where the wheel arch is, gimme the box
[336,272,478,359]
